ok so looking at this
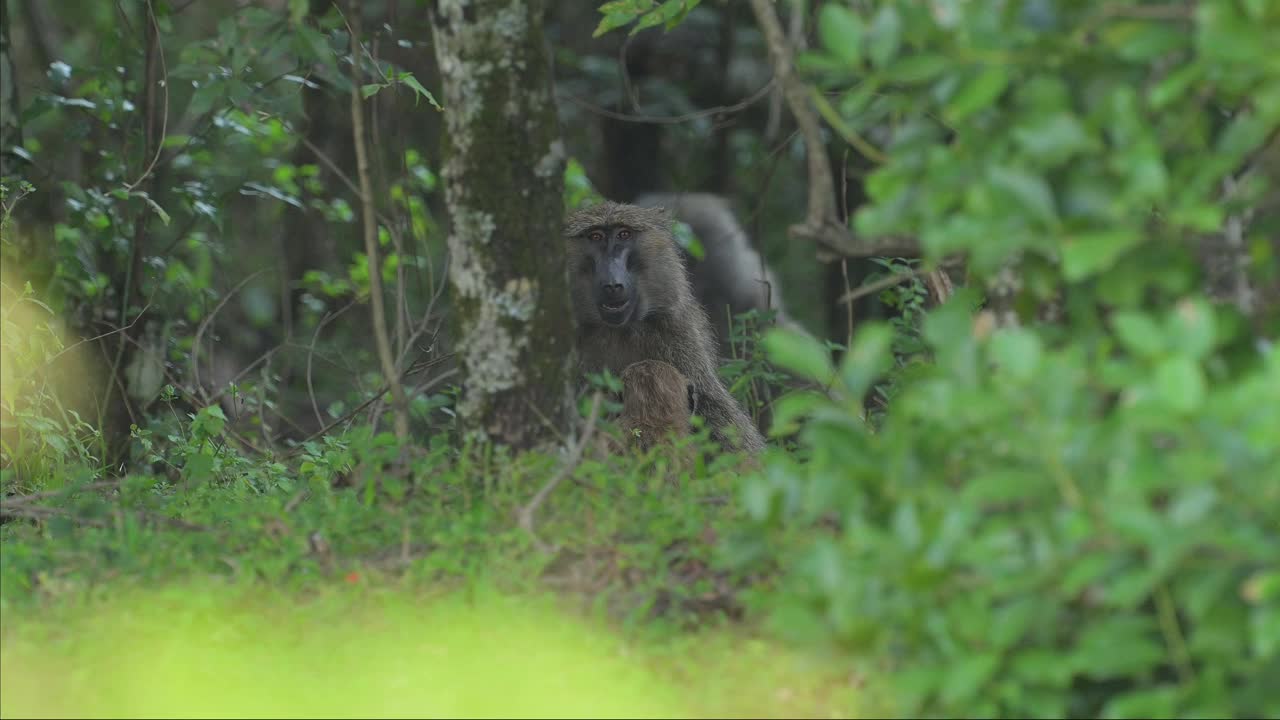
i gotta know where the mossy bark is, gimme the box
[1,0,21,161]
[431,0,574,449]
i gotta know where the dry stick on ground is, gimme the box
[346,8,409,443]
[517,393,604,555]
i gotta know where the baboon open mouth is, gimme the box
[598,299,633,325]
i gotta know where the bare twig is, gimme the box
[21,303,151,382]
[836,266,925,306]
[0,501,210,532]
[561,79,776,126]
[306,299,357,428]
[190,270,267,404]
[347,4,409,442]
[2,480,118,504]
[747,0,921,259]
[123,0,169,191]
[925,269,956,306]
[516,392,603,555]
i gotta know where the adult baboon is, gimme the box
[635,192,800,355]
[566,202,766,454]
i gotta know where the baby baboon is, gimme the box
[635,192,801,355]
[566,202,766,454]
[616,359,695,452]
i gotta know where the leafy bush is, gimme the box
[744,303,1279,717]
[725,0,1280,714]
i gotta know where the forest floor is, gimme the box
[0,578,870,718]
[0,451,880,719]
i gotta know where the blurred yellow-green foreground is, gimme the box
[0,581,866,718]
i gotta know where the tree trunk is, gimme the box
[1,0,21,166]
[431,0,575,449]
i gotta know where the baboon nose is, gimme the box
[602,283,626,303]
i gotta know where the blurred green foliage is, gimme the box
[717,1,1280,717]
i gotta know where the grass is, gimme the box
[0,578,869,718]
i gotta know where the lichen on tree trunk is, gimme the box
[431,0,574,449]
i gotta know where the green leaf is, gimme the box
[191,405,228,439]
[1111,312,1166,358]
[397,73,442,110]
[1167,298,1216,360]
[133,192,171,226]
[1149,63,1204,110]
[287,0,308,25]
[593,12,638,37]
[1102,687,1180,719]
[819,4,864,66]
[592,1,659,36]
[632,1,677,33]
[768,390,832,437]
[763,327,835,384]
[1125,139,1169,202]
[182,452,215,482]
[944,65,1010,123]
[360,83,383,99]
[1104,21,1189,62]
[1252,599,1280,659]
[892,502,922,549]
[988,328,1042,382]
[1155,355,1206,413]
[867,6,902,68]
[838,323,893,399]
[881,54,950,84]
[1061,230,1141,281]
[940,652,1000,705]
[1168,202,1223,233]
[988,166,1058,228]
[1074,615,1164,678]
[1012,112,1093,165]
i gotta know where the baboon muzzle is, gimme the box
[596,250,635,326]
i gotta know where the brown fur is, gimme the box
[566,202,765,454]
[617,359,692,452]
[636,192,802,355]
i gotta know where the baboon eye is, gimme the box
[617,229,632,240]
[589,231,605,243]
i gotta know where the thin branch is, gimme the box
[747,0,921,259]
[835,266,925,306]
[517,392,603,555]
[307,300,357,429]
[283,365,457,459]
[748,0,835,233]
[123,0,169,192]
[20,302,151,382]
[347,3,409,442]
[191,270,268,404]
[560,78,776,126]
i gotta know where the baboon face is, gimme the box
[583,224,639,326]
[566,202,684,329]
